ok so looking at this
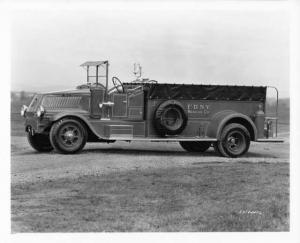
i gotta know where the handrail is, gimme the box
[267,86,279,137]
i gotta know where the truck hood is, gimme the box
[42,88,91,95]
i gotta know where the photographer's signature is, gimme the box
[238,210,263,215]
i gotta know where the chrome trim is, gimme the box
[37,105,45,117]
[266,86,279,137]
[103,137,218,142]
[20,105,28,117]
[99,101,115,108]
[256,138,284,143]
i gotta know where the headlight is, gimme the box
[36,105,45,117]
[20,105,28,117]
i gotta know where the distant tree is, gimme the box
[11,92,17,101]
[20,91,26,101]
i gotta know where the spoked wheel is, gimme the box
[27,133,53,152]
[50,118,87,154]
[179,141,211,152]
[215,123,250,158]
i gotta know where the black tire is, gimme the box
[179,141,211,152]
[27,133,53,152]
[154,100,188,136]
[213,141,230,157]
[213,142,224,156]
[216,123,250,158]
[49,118,87,154]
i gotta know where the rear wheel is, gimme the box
[179,141,211,152]
[215,123,250,158]
[50,118,87,154]
[27,133,53,152]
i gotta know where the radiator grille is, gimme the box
[41,96,82,109]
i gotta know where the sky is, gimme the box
[11,2,289,97]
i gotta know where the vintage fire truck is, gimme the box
[21,61,283,157]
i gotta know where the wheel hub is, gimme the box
[230,137,236,144]
[65,131,75,140]
[60,126,80,146]
[226,131,245,153]
[227,136,240,150]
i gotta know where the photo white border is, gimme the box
[1,1,299,243]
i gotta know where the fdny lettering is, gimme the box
[187,103,210,115]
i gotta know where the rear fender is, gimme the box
[206,110,257,141]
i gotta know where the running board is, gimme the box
[256,138,285,143]
[97,136,285,143]
[103,137,218,142]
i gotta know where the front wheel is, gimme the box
[179,141,211,152]
[215,123,250,158]
[50,118,87,154]
[27,133,53,152]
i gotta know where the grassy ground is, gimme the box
[11,113,25,137]
[11,162,289,232]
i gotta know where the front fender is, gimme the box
[50,112,88,122]
[49,112,104,139]
[206,110,257,141]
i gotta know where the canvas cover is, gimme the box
[124,83,266,102]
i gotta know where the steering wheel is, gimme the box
[147,80,158,84]
[112,76,125,93]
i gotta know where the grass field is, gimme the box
[11,162,289,232]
